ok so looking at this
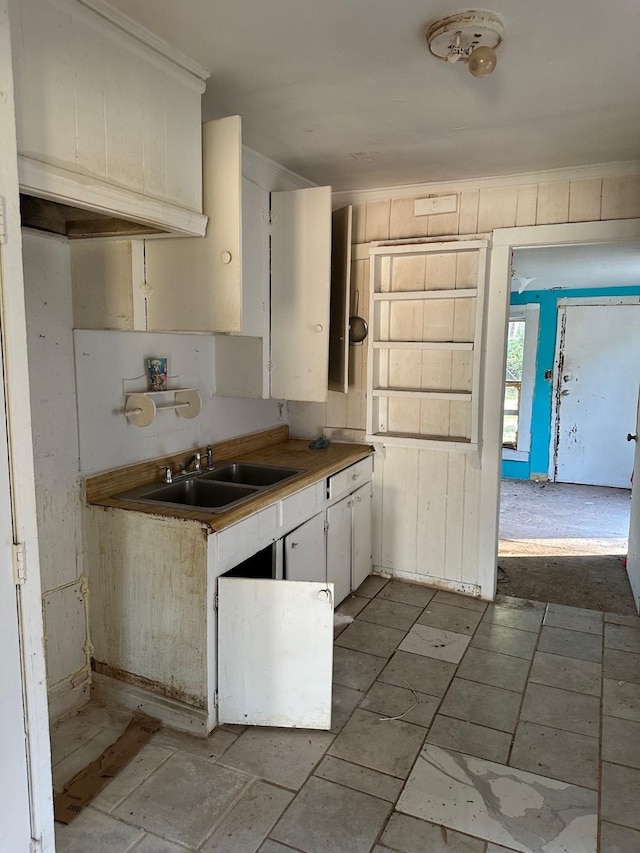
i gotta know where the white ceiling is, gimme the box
[109,0,640,191]
[512,243,640,292]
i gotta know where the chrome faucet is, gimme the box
[206,445,214,470]
[182,452,201,475]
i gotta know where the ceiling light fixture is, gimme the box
[426,10,504,78]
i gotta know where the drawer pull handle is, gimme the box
[290,541,298,549]
[352,472,359,480]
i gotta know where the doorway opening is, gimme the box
[496,240,640,612]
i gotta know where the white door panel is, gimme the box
[627,392,640,612]
[352,484,373,591]
[554,303,640,487]
[217,578,333,728]
[326,497,351,606]
[285,513,326,583]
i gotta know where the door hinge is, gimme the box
[214,690,219,708]
[324,520,329,533]
[214,593,219,610]
[13,543,26,585]
[30,838,43,853]
[0,198,6,244]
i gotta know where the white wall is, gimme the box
[74,330,283,474]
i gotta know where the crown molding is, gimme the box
[242,146,317,191]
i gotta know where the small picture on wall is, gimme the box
[145,357,168,391]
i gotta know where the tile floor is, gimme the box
[51,577,640,853]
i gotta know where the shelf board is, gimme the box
[372,341,474,351]
[365,431,476,452]
[372,388,472,400]
[373,288,477,302]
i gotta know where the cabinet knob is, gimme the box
[352,472,359,480]
[314,324,324,333]
[290,541,298,549]
[220,251,232,264]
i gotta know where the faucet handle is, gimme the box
[206,445,214,469]
[159,465,173,484]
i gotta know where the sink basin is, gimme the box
[201,462,302,487]
[121,478,259,512]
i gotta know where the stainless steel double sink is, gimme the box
[116,462,303,513]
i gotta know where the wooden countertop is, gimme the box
[85,426,372,533]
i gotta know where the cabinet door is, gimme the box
[271,186,332,401]
[285,512,326,583]
[328,205,352,393]
[351,483,373,591]
[144,116,242,332]
[326,496,352,606]
[217,578,333,728]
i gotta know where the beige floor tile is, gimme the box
[471,622,537,660]
[438,678,521,733]
[355,575,388,598]
[360,680,439,728]
[544,603,603,635]
[602,715,640,769]
[604,612,640,629]
[55,808,144,853]
[456,647,529,693]
[378,650,456,697]
[219,726,334,789]
[330,683,363,733]
[398,624,470,664]
[201,780,293,853]
[134,835,190,853]
[603,677,640,722]
[603,647,640,684]
[426,715,511,764]
[601,762,640,831]
[510,721,600,789]
[333,646,387,692]
[381,812,485,852]
[529,651,601,696]
[357,597,423,631]
[521,683,600,737]
[155,726,237,762]
[73,703,134,733]
[335,618,406,659]
[314,755,403,802]
[431,590,487,612]
[91,742,173,812]
[270,775,391,853]
[259,841,299,853]
[605,622,640,654]
[329,709,426,779]
[600,820,640,852]
[336,594,369,618]
[483,600,545,633]
[537,625,602,662]
[113,752,250,847]
[417,602,484,635]
[377,580,436,608]
[50,714,103,765]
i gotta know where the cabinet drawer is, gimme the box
[216,505,278,572]
[328,456,373,500]
[278,481,324,534]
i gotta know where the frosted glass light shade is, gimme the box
[467,45,497,77]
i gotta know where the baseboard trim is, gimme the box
[372,565,485,599]
[91,672,211,735]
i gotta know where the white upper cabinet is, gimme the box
[10,0,208,236]
[271,187,332,402]
[145,117,243,332]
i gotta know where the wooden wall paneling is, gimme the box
[365,199,391,242]
[390,197,429,239]
[427,201,460,237]
[71,15,107,179]
[104,42,145,193]
[160,72,201,209]
[448,400,472,440]
[351,203,367,244]
[455,250,478,290]
[380,446,419,574]
[416,450,448,577]
[422,298,455,342]
[371,448,384,566]
[418,399,451,438]
[70,240,135,330]
[477,187,518,231]
[424,252,457,290]
[326,390,348,428]
[388,397,422,435]
[515,185,539,226]
[461,455,481,585]
[140,60,167,200]
[458,191,479,235]
[452,297,476,343]
[569,178,602,222]
[444,453,466,581]
[450,351,473,392]
[389,253,426,291]
[16,0,77,166]
[601,175,640,220]
[536,182,570,225]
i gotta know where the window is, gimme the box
[503,319,525,448]
[502,305,539,461]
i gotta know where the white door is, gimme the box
[217,578,334,728]
[626,392,640,612]
[352,484,373,591]
[285,513,326,583]
[327,497,352,606]
[270,186,332,402]
[553,303,640,487]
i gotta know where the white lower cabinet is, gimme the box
[217,577,333,728]
[326,482,373,605]
[351,483,374,591]
[285,512,326,583]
